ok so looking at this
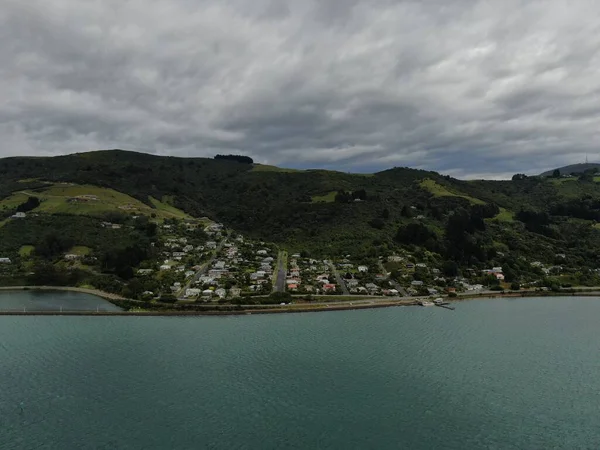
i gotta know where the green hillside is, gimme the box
[2,149,600,283]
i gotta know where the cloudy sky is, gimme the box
[3,0,600,178]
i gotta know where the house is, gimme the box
[432,269,440,274]
[205,241,217,250]
[0,257,11,264]
[346,279,359,287]
[290,270,301,278]
[411,280,424,286]
[172,252,186,258]
[388,289,399,296]
[183,245,194,252]
[11,212,26,219]
[262,257,274,263]
[230,288,242,298]
[427,288,438,295]
[185,288,202,298]
[215,288,227,299]
[357,265,369,273]
[208,269,229,278]
[494,273,505,281]
[185,271,195,278]
[388,255,403,262]
[257,249,268,256]
[137,269,154,275]
[406,263,415,269]
[286,279,300,285]
[288,284,298,290]
[160,265,171,270]
[365,283,379,292]
[213,261,226,270]
[416,263,427,268]
[322,284,336,292]
[64,254,80,260]
[202,289,214,297]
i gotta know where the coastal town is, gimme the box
[4,213,570,305]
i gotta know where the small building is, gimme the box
[137,269,154,275]
[215,288,227,299]
[357,265,369,273]
[322,284,336,292]
[64,254,80,260]
[0,257,12,264]
[411,280,424,286]
[185,288,202,298]
[160,265,171,270]
[11,212,26,219]
[202,289,214,297]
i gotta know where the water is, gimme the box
[0,291,121,312]
[1,296,600,449]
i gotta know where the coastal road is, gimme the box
[273,250,288,293]
[328,261,350,295]
[378,261,408,296]
[177,232,230,298]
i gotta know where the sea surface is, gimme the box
[0,290,121,312]
[1,295,600,449]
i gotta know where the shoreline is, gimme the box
[1,285,600,316]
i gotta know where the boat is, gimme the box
[433,298,448,305]
[418,300,435,306]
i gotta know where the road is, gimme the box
[377,260,408,296]
[328,261,350,295]
[273,250,287,293]
[177,233,229,299]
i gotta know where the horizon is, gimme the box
[4,1,600,178]
[4,147,600,181]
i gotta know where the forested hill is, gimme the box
[4,149,600,271]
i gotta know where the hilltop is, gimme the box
[540,163,600,177]
[3,149,600,301]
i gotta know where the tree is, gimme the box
[442,260,459,277]
[552,169,561,178]
[510,281,520,291]
[381,208,390,219]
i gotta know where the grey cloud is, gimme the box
[2,0,600,177]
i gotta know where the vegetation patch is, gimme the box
[420,179,485,205]
[18,245,35,257]
[251,164,302,173]
[311,191,338,203]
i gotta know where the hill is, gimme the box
[4,149,600,296]
[540,163,600,177]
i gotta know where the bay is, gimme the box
[0,291,122,312]
[1,296,600,449]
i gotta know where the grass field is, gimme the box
[18,245,35,257]
[420,179,485,205]
[68,246,92,256]
[490,207,515,222]
[311,191,338,203]
[0,183,191,220]
[148,196,191,219]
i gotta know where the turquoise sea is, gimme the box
[1,294,600,449]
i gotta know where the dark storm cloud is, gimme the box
[2,0,600,178]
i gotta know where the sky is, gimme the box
[3,0,600,179]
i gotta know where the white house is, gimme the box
[205,241,217,249]
[202,289,214,297]
[215,288,227,299]
[64,254,80,260]
[0,257,11,264]
[137,269,154,275]
[11,212,26,219]
[357,265,369,273]
[257,250,268,255]
[160,265,171,270]
[185,288,202,298]
[388,256,403,262]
